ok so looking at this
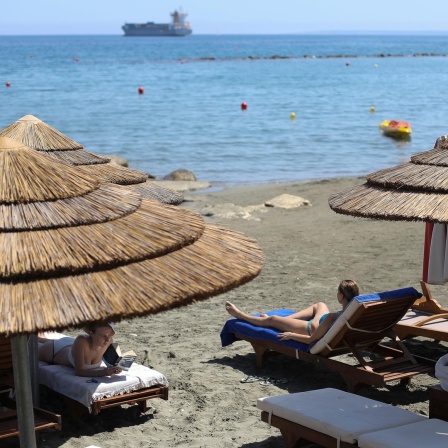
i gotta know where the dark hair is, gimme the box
[83,321,113,334]
[338,280,359,303]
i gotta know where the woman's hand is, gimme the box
[278,332,294,341]
[105,366,122,376]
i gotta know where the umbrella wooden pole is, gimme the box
[11,334,37,448]
[28,334,40,407]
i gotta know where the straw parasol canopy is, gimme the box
[328,143,448,223]
[0,136,263,335]
[0,115,184,205]
[0,136,263,447]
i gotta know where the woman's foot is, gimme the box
[225,301,241,318]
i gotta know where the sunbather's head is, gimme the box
[83,321,116,348]
[338,280,359,304]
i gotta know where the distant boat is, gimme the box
[122,9,192,37]
[379,119,412,138]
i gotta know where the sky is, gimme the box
[1,1,448,35]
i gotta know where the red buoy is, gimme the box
[5,82,11,87]
[138,86,144,94]
[241,102,247,110]
[73,57,80,62]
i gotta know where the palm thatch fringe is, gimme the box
[0,115,83,150]
[124,183,184,205]
[411,147,448,167]
[43,149,110,165]
[0,200,204,280]
[0,224,264,335]
[0,184,141,231]
[329,183,448,222]
[2,118,183,206]
[0,139,100,203]
[77,163,148,184]
[367,162,448,192]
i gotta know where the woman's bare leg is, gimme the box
[287,302,329,320]
[226,302,269,323]
[226,302,317,334]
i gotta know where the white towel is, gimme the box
[39,361,168,412]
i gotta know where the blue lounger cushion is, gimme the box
[220,287,421,353]
[220,309,311,352]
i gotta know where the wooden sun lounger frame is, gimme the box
[235,293,434,392]
[410,281,448,314]
[394,281,448,341]
[0,337,61,441]
[43,383,169,419]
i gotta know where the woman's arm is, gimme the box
[277,313,338,344]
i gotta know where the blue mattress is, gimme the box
[220,309,311,352]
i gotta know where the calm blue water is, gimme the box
[2,34,448,186]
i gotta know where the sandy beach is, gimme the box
[34,176,448,448]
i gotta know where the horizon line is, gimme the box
[1,30,448,37]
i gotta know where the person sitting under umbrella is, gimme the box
[225,280,359,344]
[38,322,122,377]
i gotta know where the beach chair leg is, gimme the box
[280,429,302,448]
[400,377,412,387]
[63,396,88,421]
[250,342,268,369]
[343,378,364,394]
[137,399,148,413]
[261,412,305,448]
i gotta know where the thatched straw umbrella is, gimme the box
[328,136,448,288]
[0,115,184,205]
[328,143,448,223]
[0,137,263,446]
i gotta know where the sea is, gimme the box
[2,34,448,187]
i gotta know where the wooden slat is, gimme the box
[91,385,169,414]
[0,336,62,440]
[0,408,61,439]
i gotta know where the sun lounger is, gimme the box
[221,287,435,391]
[38,334,168,416]
[357,418,448,447]
[408,281,448,314]
[393,309,448,342]
[394,281,448,342]
[0,336,61,441]
[257,388,447,448]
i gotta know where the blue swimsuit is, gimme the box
[306,313,328,336]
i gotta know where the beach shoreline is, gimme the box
[36,176,447,448]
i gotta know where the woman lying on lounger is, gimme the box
[38,322,122,377]
[225,280,359,344]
